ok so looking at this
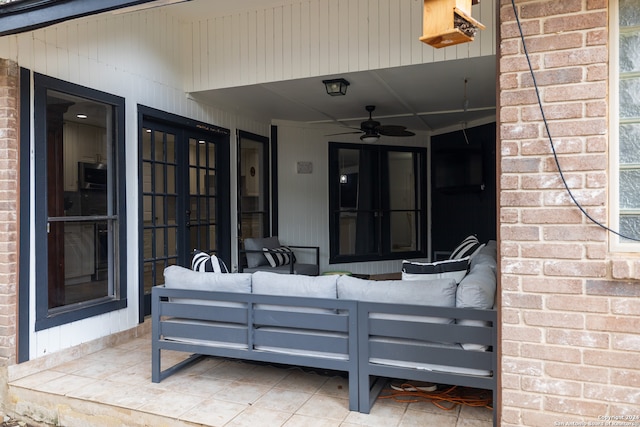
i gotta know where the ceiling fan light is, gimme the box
[322,78,350,96]
[360,133,380,143]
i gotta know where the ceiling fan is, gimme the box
[328,105,415,142]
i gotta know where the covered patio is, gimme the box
[6,323,493,426]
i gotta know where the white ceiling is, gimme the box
[168,0,497,135]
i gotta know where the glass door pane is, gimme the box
[141,128,178,303]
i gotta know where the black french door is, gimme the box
[138,109,230,319]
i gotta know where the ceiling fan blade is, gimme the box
[325,131,362,136]
[376,125,416,137]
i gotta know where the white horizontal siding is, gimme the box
[184,0,496,92]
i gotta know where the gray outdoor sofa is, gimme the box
[151,242,497,420]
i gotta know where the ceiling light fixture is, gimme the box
[76,114,87,119]
[322,78,350,96]
[360,133,380,143]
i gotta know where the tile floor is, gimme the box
[8,331,493,427]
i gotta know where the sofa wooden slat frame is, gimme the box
[358,301,497,426]
[152,286,360,411]
[152,286,497,422]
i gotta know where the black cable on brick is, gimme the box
[510,0,640,242]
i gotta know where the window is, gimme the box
[34,74,126,330]
[612,1,640,249]
[329,143,426,263]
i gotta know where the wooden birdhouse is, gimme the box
[419,0,485,49]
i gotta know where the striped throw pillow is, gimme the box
[191,250,229,273]
[263,246,295,267]
[449,235,484,260]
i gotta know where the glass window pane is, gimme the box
[155,196,165,224]
[154,131,164,161]
[154,164,165,193]
[339,212,357,255]
[167,165,176,193]
[242,213,264,238]
[155,229,165,257]
[208,143,216,168]
[166,133,176,163]
[620,0,640,27]
[208,198,216,221]
[143,195,152,222]
[199,140,207,167]
[620,32,640,73]
[620,170,640,209]
[209,226,217,251]
[142,162,152,193]
[143,228,153,259]
[142,128,151,158]
[167,196,177,225]
[619,77,640,119]
[388,152,416,211]
[620,124,640,164]
[167,227,177,256]
[620,215,640,243]
[189,139,197,166]
[390,212,416,252]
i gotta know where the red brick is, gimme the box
[502,307,522,324]
[502,390,543,409]
[544,82,607,103]
[501,175,519,190]
[521,243,584,259]
[501,140,520,156]
[500,207,520,223]
[543,189,606,207]
[500,191,543,207]
[523,377,582,397]
[502,356,544,376]
[585,383,640,405]
[586,135,607,152]
[522,208,582,226]
[612,298,640,316]
[503,325,543,342]
[545,362,609,383]
[501,224,541,239]
[586,29,608,46]
[544,153,607,172]
[521,173,582,190]
[522,138,584,156]
[543,12,607,34]
[612,333,640,352]
[524,310,585,328]
[501,55,541,73]
[520,0,582,19]
[546,328,609,348]
[501,39,521,56]
[544,118,607,138]
[522,277,583,294]
[522,103,583,122]
[544,396,608,417]
[500,88,539,106]
[501,274,521,291]
[586,315,640,334]
[501,20,541,40]
[544,260,606,277]
[586,171,606,188]
[501,157,541,173]
[544,47,609,69]
[503,292,543,309]
[585,243,607,260]
[611,369,640,387]
[585,100,606,117]
[521,33,584,54]
[521,343,582,363]
[503,259,543,275]
[500,106,520,122]
[542,225,607,242]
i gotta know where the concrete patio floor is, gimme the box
[6,324,493,427]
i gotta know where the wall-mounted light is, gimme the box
[340,174,348,184]
[322,78,350,96]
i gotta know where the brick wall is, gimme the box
[499,0,640,425]
[0,58,19,412]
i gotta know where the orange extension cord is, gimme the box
[379,383,493,412]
